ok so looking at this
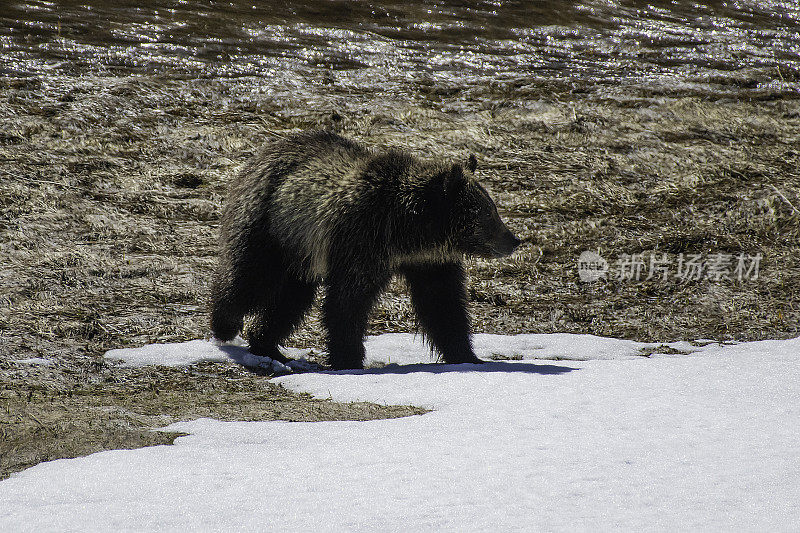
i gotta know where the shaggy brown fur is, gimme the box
[210,131,519,369]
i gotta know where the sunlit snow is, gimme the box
[2,333,799,531]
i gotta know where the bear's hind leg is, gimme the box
[400,262,482,364]
[248,275,318,363]
[211,238,285,343]
[210,268,258,342]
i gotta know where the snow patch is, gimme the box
[103,332,700,370]
[14,357,54,366]
[105,336,316,373]
[1,334,798,531]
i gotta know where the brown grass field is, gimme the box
[1,72,799,479]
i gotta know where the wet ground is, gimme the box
[3,0,800,96]
[1,1,799,478]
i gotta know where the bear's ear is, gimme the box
[466,154,477,173]
[446,163,466,195]
[433,164,466,197]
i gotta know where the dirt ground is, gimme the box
[1,72,799,479]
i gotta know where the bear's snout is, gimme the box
[491,228,521,257]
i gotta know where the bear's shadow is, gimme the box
[219,345,578,376]
[331,361,578,376]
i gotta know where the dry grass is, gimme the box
[1,73,799,479]
[0,361,425,479]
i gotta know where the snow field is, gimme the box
[2,333,799,531]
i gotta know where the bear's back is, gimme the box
[264,132,377,278]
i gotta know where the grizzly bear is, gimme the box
[210,131,520,370]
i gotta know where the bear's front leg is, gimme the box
[323,271,389,370]
[401,261,483,365]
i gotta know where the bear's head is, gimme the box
[436,155,521,258]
